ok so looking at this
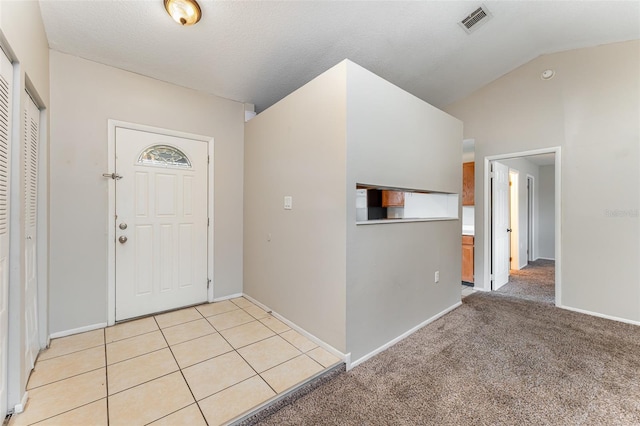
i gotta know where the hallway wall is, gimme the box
[538,165,555,259]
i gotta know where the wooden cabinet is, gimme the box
[463,162,475,206]
[462,235,474,283]
[382,190,404,207]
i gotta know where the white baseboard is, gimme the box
[558,304,640,326]
[349,301,463,370]
[13,391,28,414]
[49,322,107,340]
[213,292,243,303]
[242,293,349,365]
[535,257,555,261]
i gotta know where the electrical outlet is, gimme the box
[284,196,293,210]
[435,271,440,283]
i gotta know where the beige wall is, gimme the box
[538,165,555,259]
[445,40,639,322]
[0,0,50,409]
[244,62,348,352]
[49,51,245,334]
[345,61,463,362]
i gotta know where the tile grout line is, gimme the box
[232,340,278,396]
[199,310,283,399]
[105,328,159,345]
[20,397,107,426]
[36,342,105,363]
[106,346,168,367]
[25,365,106,392]
[104,328,110,426]
[153,315,210,426]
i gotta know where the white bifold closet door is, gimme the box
[23,92,40,374]
[0,48,13,420]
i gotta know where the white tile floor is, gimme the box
[461,284,475,298]
[9,297,341,426]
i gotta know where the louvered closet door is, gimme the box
[0,49,13,420]
[24,93,39,372]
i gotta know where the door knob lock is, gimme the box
[118,236,128,244]
[119,223,128,230]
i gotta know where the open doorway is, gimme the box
[487,149,559,305]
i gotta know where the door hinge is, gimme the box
[208,155,210,164]
[207,218,210,227]
[207,279,211,289]
[490,274,494,281]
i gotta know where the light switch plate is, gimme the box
[284,196,293,210]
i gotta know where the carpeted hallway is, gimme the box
[251,289,640,425]
[496,259,555,304]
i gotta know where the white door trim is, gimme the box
[106,120,214,326]
[483,147,561,306]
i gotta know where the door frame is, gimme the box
[106,120,214,326]
[483,147,561,306]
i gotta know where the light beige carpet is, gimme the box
[496,259,555,304]
[252,291,640,425]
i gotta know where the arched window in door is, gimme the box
[137,144,192,168]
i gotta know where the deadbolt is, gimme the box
[119,223,128,230]
[118,236,128,244]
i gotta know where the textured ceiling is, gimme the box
[39,1,640,112]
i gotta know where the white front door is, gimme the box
[492,161,510,290]
[23,93,40,374]
[0,48,14,420]
[115,128,208,321]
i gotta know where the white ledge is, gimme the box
[357,217,458,225]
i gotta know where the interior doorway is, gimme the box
[485,148,560,305]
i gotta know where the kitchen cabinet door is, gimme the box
[462,235,474,283]
[463,162,475,206]
[382,190,404,207]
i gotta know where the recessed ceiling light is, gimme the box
[164,0,202,26]
[541,69,555,80]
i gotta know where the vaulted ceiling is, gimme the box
[39,1,640,112]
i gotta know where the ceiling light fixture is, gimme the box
[164,0,201,26]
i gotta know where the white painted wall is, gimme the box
[346,61,462,362]
[244,62,348,352]
[245,60,462,362]
[538,165,555,259]
[445,40,639,323]
[0,0,50,410]
[49,51,245,334]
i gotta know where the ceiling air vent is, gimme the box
[459,5,492,34]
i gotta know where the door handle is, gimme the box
[102,173,123,180]
[507,228,512,232]
[118,236,128,244]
